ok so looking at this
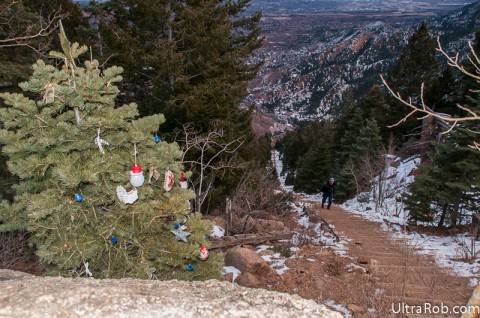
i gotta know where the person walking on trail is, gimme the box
[321,177,336,209]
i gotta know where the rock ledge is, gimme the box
[0,269,341,318]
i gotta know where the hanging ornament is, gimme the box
[43,83,57,104]
[180,172,188,189]
[187,264,194,271]
[109,235,118,244]
[173,222,180,229]
[94,128,109,155]
[75,193,83,202]
[170,227,190,242]
[130,165,145,187]
[154,135,161,143]
[164,170,175,192]
[116,185,138,204]
[148,166,160,184]
[84,261,93,277]
[130,143,145,187]
[198,245,209,261]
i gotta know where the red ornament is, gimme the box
[131,164,142,173]
[181,172,185,182]
[198,245,209,261]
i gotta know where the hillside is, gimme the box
[247,1,480,122]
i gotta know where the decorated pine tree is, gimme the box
[0,26,223,280]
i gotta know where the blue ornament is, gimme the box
[154,135,161,143]
[187,264,194,271]
[109,235,118,244]
[173,222,180,229]
[75,193,83,202]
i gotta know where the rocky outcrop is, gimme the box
[0,269,342,318]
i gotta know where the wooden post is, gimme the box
[225,197,232,236]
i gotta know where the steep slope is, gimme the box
[247,1,480,121]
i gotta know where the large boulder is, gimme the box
[224,247,273,277]
[0,269,342,318]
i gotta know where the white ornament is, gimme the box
[94,128,109,155]
[180,181,188,189]
[84,261,93,277]
[130,165,145,187]
[116,185,138,204]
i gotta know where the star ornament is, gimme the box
[170,228,190,242]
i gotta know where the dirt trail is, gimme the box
[314,203,474,317]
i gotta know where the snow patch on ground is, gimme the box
[222,266,241,282]
[256,245,290,275]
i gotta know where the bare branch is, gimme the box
[178,124,246,212]
[436,37,480,82]
[381,75,480,125]
[382,36,480,149]
[0,0,67,51]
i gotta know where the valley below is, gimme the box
[246,1,480,126]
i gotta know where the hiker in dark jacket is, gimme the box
[321,177,336,209]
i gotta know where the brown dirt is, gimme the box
[251,202,475,318]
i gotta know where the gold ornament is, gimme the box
[148,166,160,184]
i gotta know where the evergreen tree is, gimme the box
[292,121,336,194]
[337,107,365,165]
[294,142,332,194]
[358,85,392,140]
[339,118,382,198]
[94,0,262,211]
[386,22,440,142]
[387,22,439,97]
[405,36,480,226]
[0,28,222,279]
[353,119,382,160]
[405,128,480,227]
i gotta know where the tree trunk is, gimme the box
[419,115,436,162]
[438,203,448,227]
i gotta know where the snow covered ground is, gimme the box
[273,150,480,285]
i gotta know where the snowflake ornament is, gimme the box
[170,227,190,243]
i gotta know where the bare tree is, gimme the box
[230,167,291,217]
[381,37,480,150]
[179,125,245,213]
[0,0,66,53]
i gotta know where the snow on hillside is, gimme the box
[274,150,480,285]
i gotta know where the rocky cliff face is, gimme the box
[0,269,342,318]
